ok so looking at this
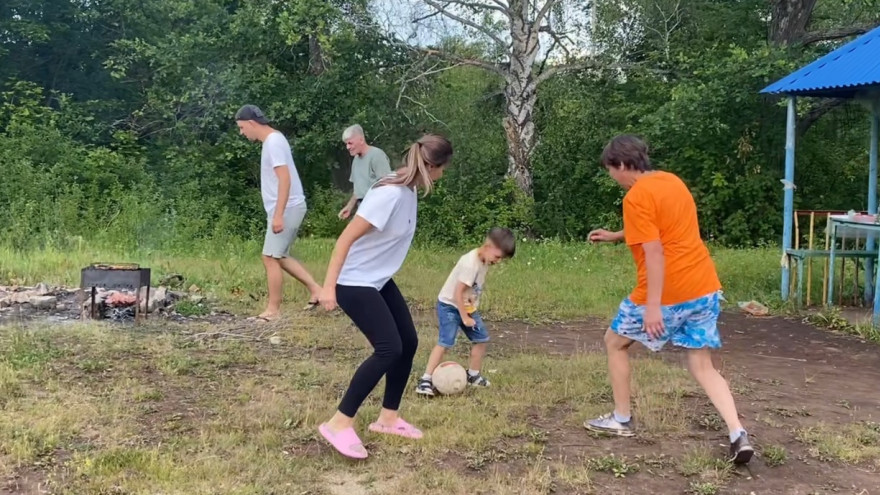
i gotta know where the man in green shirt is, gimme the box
[338,124,393,220]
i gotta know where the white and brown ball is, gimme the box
[433,361,468,395]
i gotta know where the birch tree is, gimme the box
[408,0,596,197]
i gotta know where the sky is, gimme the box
[367,0,596,60]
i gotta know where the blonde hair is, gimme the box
[380,134,452,195]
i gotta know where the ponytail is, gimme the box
[379,134,452,196]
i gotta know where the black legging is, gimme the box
[336,279,418,418]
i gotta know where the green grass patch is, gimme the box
[588,454,639,478]
[806,308,880,343]
[797,421,880,465]
[173,299,212,317]
[679,446,733,486]
[0,331,65,370]
[762,444,788,467]
[0,239,780,320]
[0,362,23,404]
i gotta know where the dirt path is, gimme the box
[492,312,880,494]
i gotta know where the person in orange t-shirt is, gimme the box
[583,135,752,465]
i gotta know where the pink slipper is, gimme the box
[318,424,368,459]
[368,418,424,439]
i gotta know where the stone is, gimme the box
[7,291,35,304]
[34,282,52,296]
[139,286,168,313]
[28,295,57,310]
[188,284,201,293]
[269,336,282,345]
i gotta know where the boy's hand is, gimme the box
[338,206,352,220]
[462,314,476,328]
[643,305,664,339]
[588,229,620,243]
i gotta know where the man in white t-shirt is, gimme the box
[235,104,322,321]
[338,124,392,220]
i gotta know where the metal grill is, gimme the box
[80,263,151,321]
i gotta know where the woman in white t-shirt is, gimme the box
[317,134,453,459]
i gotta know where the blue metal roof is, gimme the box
[761,25,880,98]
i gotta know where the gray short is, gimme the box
[263,204,306,258]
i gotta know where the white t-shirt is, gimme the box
[337,183,417,290]
[438,249,488,313]
[261,131,306,213]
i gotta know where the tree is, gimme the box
[406,0,597,197]
[769,0,880,47]
[767,0,880,135]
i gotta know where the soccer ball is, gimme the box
[433,361,468,395]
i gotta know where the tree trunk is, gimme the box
[769,0,817,46]
[503,0,541,197]
[308,34,326,76]
[503,88,537,197]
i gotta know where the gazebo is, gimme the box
[761,25,880,322]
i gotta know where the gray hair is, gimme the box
[342,124,364,141]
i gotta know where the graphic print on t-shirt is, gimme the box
[463,280,482,314]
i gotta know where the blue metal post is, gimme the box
[870,100,880,325]
[781,97,797,300]
[868,100,879,305]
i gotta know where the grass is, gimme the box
[0,315,698,493]
[1,239,873,493]
[805,307,880,343]
[688,481,722,495]
[587,454,639,478]
[762,444,788,467]
[0,238,781,320]
[797,422,880,466]
[173,299,211,317]
[679,446,733,489]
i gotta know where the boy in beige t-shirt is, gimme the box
[416,228,516,396]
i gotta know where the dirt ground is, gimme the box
[491,312,880,494]
[2,311,879,494]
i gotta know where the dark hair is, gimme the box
[600,135,652,172]
[381,134,453,195]
[487,227,516,258]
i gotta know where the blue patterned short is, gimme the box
[610,291,722,352]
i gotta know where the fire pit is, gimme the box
[81,263,151,321]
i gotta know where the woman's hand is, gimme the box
[319,285,337,311]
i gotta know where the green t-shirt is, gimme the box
[350,146,392,199]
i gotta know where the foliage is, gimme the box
[0,0,877,249]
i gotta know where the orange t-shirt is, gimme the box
[623,171,721,306]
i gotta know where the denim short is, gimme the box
[436,301,490,348]
[610,291,722,352]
